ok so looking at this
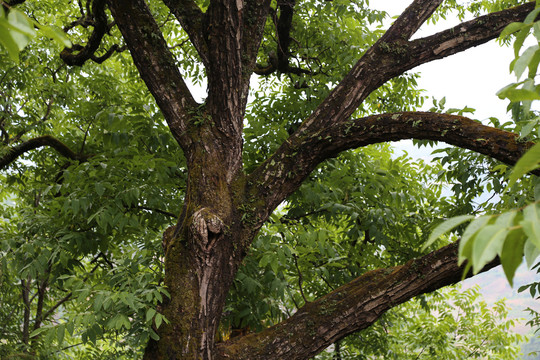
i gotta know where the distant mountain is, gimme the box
[462,263,540,359]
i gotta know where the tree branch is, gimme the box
[253,1,311,76]
[0,135,87,171]
[217,242,499,360]
[243,0,273,74]
[406,2,536,68]
[248,112,537,227]
[275,0,295,71]
[108,0,198,149]
[60,0,109,66]
[20,278,31,346]
[204,0,250,139]
[381,0,444,42]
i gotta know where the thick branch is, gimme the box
[407,2,536,68]
[201,0,253,164]
[108,0,198,148]
[242,0,272,72]
[275,0,295,70]
[0,135,87,171]
[249,112,537,227]
[217,242,498,360]
[381,0,444,42]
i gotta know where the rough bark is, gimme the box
[216,242,499,360]
[107,0,199,148]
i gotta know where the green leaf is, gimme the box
[149,329,160,341]
[423,215,474,251]
[524,238,540,268]
[528,49,540,78]
[29,326,49,338]
[57,323,65,345]
[514,25,534,56]
[494,210,518,228]
[513,45,540,79]
[520,118,539,138]
[472,225,508,273]
[93,293,105,311]
[508,143,540,188]
[498,88,540,102]
[146,308,156,322]
[95,183,105,196]
[155,313,163,329]
[7,9,35,36]
[524,7,540,25]
[66,321,74,336]
[521,212,540,249]
[500,229,526,286]
[500,22,526,39]
[458,215,492,265]
[0,24,21,62]
[36,24,72,47]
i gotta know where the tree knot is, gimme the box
[190,208,224,252]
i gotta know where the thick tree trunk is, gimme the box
[142,123,249,359]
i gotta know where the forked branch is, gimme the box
[293,1,535,136]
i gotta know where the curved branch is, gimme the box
[248,112,537,227]
[217,242,499,360]
[90,43,127,64]
[0,135,87,171]
[60,0,109,66]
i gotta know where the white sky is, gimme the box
[373,0,518,158]
[375,0,515,118]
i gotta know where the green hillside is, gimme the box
[463,264,540,359]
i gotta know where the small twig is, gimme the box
[293,254,308,303]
